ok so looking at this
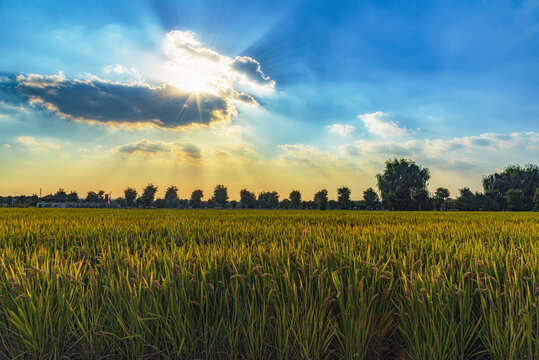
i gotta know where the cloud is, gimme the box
[231,57,275,87]
[175,142,202,163]
[327,124,356,136]
[164,31,275,94]
[102,65,142,83]
[16,136,60,150]
[423,132,539,156]
[359,111,408,137]
[14,74,234,129]
[114,140,202,164]
[116,139,171,155]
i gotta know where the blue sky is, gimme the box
[0,0,537,199]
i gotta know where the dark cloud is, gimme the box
[12,74,234,129]
[117,140,171,155]
[176,142,202,161]
[232,57,275,87]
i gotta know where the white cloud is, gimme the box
[163,30,275,96]
[359,111,408,137]
[327,124,356,136]
[16,136,60,150]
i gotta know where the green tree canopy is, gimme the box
[240,189,257,209]
[337,186,351,209]
[124,187,137,207]
[363,188,380,210]
[164,186,179,208]
[212,185,228,207]
[289,190,302,209]
[141,184,158,207]
[314,189,328,210]
[483,164,539,210]
[376,158,430,210]
[189,189,203,208]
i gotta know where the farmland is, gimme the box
[0,209,538,359]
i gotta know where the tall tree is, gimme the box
[314,189,328,210]
[86,191,100,203]
[289,190,302,209]
[124,188,138,207]
[164,186,179,208]
[240,189,257,209]
[455,188,478,211]
[434,187,450,210]
[483,164,539,210]
[534,188,539,211]
[141,184,158,207]
[363,188,380,210]
[506,189,524,211]
[54,188,67,202]
[66,191,78,203]
[337,186,351,209]
[190,189,203,208]
[212,185,228,207]
[258,191,280,209]
[376,158,430,210]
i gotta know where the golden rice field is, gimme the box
[0,209,538,360]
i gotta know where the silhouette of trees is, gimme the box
[434,187,450,210]
[54,188,67,202]
[534,188,539,211]
[314,189,328,210]
[456,188,478,211]
[212,185,228,207]
[240,189,257,209]
[363,188,380,210]
[67,191,78,202]
[506,189,524,211]
[377,158,430,210]
[141,184,158,207]
[164,186,179,208]
[289,190,302,209]
[258,191,279,209]
[337,186,351,209]
[190,190,203,208]
[124,188,137,207]
[86,191,100,203]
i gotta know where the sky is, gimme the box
[0,0,538,200]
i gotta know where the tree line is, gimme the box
[2,159,538,211]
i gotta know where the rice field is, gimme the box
[0,208,538,360]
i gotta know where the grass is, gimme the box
[0,209,537,359]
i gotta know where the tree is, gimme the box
[483,189,503,211]
[483,164,539,210]
[212,185,228,207]
[363,188,380,210]
[506,189,524,211]
[66,191,78,203]
[455,188,478,211]
[434,187,450,210]
[86,191,100,203]
[376,158,430,210]
[164,186,179,208]
[289,190,302,209]
[314,189,328,210]
[534,188,539,211]
[258,191,279,209]
[190,190,204,208]
[337,186,351,209]
[412,189,432,210]
[280,198,291,209]
[54,188,67,202]
[124,188,138,207]
[141,184,158,207]
[240,189,257,209]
